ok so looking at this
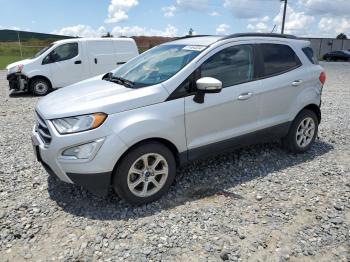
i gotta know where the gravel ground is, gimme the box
[0,63,349,262]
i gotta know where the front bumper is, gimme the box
[7,73,28,91]
[31,113,128,196]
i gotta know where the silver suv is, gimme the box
[32,33,326,205]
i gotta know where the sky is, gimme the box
[0,0,349,38]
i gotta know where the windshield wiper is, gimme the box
[104,75,134,88]
[112,77,135,88]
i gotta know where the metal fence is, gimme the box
[301,38,350,59]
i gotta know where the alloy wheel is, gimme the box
[127,153,169,197]
[296,117,315,148]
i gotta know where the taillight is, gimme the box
[319,71,326,85]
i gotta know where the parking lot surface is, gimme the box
[0,63,349,261]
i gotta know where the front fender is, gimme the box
[106,99,187,155]
[25,69,50,79]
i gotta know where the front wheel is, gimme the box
[282,109,319,153]
[30,78,51,96]
[113,142,176,205]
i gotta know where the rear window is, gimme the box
[302,47,318,64]
[261,44,302,77]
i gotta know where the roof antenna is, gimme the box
[271,24,276,33]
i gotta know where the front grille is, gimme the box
[35,111,52,145]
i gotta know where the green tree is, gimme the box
[102,32,113,38]
[336,33,347,40]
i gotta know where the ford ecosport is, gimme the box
[32,33,325,205]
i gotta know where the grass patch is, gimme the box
[0,55,32,69]
[0,42,46,69]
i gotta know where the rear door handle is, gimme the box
[238,92,253,100]
[292,80,303,86]
[74,60,82,64]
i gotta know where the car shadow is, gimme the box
[47,139,333,221]
[8,89,56,98]
[8,91,34,98]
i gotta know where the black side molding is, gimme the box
[181,122,291,164]
[66,172,112,197]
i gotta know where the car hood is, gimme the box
[6,59,33,70]
[36,77,169,119]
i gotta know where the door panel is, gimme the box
[259,68,305,127]
[49,42,83,87]
[184,44,260,151]
[87,41,116,76]
[257,43,305,128]
[185,81,261,150]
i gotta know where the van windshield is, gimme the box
[112,44,205,88]
[32,43,54,59]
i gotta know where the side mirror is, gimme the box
[196,77,222,93]
[193,77,222,104]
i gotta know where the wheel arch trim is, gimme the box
[29,75,52,89]
[111,137,184,183]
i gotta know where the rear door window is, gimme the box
[260,44,301,77]
[302,47,318,64]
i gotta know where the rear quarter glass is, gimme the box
[302,47,319,65]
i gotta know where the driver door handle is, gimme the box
[238,92,253,101]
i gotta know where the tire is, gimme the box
[30,78,51,96]
[282,109,319,153]
[113,142,176,205]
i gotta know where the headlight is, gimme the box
[52,113,107,134]
[17,64,24,73]
[8,64,24,74]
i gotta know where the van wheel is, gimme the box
[113,142,176,205]
[282,109,318,153]
[30,78,51,96]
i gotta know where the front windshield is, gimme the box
[112,44,205,88]
[32,43,54,59]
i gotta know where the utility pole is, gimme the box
[281,0,287,34]
[17,30,23,58]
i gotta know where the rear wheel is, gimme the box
[113,142,176,205]
[282,109,318,153]
[30,78,51,96]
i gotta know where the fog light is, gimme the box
[62,139,104,160]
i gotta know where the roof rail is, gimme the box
[221,33,298,40]
[175,34,213,40]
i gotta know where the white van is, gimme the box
[6,38,139,95]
